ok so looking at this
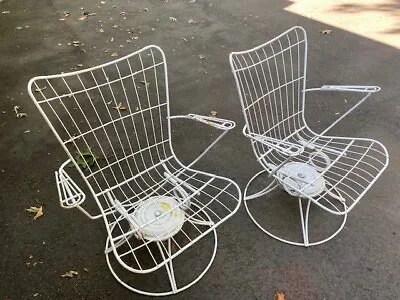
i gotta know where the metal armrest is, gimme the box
[304,85,381,93]
[169,114,236,131]
[243,125,304,156]
[55,159,86,209]
[303,84,381,136]
[169,113,236,168]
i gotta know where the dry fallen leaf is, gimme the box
[61,270,79,278]
[13,105,28,118]
[320,29,332,35]
[26,206,44,220]
[79,15,88,21]
[113,103,126,111]
[140,80,150,87]
[111,52,118,57]
[34,86,47,92]
[169,17,177,22]
[17,112,27,118]
[210,110,217,117]
[274,291,286,300]
[13,105,20,113]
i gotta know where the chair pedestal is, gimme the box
[244,170,347,247]
[104,203,218,296]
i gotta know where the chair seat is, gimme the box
[261,131,388,215]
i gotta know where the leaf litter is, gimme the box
[320,29,332,35]
[13,105,27,118]
[26,206,44,220]
[74,148,98,170]
[113,102,127,111]
[61,270,79,278]
[140,80,150,87]
[274,291,286,300]
[34,86,47,92]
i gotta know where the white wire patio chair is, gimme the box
[229,26,389,247]
[28,45,241,295]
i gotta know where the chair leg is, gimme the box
[244,169,279,201]
[298,198,311,247]
[157,239,177,293]
[104,203,218,296]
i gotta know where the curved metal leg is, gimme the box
[104,203,218,296]
[244,169,279,201]
[244,171,348,247]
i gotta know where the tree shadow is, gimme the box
[331,1,400,35]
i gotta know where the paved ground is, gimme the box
[1,0,399,299]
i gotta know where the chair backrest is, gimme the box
[28,46,172,194]
[230,26,308,157]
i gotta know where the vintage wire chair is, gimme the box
[28,45,241,295]
[229,26,389,246]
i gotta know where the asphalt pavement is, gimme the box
[1,0,399,299]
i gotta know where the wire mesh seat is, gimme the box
[230,26,388,246]
[28,45,241,295]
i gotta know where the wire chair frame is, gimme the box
[230,26,389,246]
[28,45,241,295]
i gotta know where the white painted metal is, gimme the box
[230,26,389,246]
[28,45,241,294]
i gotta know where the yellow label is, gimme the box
[159,202,171,210]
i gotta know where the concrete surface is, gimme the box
[0,0,399,299]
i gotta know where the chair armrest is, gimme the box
[169,114,236,131]
[168,114,235,168]
[243,125,304,156]
[55,159,86,208]
[303,85,380,136]
[304,85,381,93]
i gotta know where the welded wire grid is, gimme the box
[28,45,240,273]
[230,26,388,215]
